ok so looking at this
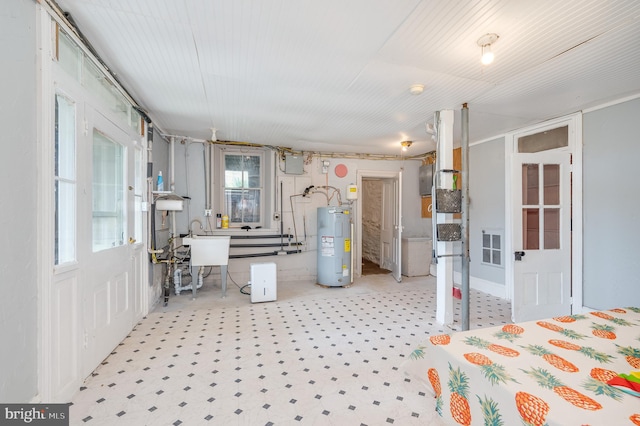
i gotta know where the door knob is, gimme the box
[514,251,525,261]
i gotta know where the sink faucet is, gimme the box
[189,219,203,235]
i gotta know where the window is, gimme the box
[92,130,125,251]
[518,125,568,153]
[482,230,503,267]
[223,152,263,226]
[56,26,142,134]
[54,94,76,265]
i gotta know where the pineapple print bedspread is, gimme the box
[419,307,640,425]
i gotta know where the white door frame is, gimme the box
[504,113,583,318]
[356,170,402,278]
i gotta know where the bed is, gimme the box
[413,307,640,425]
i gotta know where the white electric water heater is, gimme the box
[317,206,351,287]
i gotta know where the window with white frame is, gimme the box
[54,93,77,265]
[223,151,263,226]
[92,130,125,251]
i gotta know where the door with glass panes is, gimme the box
[512,126,572,322]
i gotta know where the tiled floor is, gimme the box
[69,273,511,425]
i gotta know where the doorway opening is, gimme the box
[356,170,402,281]
[361,178,391,276]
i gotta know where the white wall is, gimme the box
[469,138,506,286]
[583,97,640,309]
[0,0,38,402]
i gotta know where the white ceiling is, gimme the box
[54,0,640,154]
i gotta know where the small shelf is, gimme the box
[153,192,184,210]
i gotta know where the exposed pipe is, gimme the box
[168,137,178,305]
[170,137,176,193]
[278,181,286,254]
[231,242,303,248]
[290,194,304,248]
[229,250,301,259]
[461,103,470,331]
[204,142,211,211]
[145,124,164,258]
[190,219,203,234]
[230,234,294,239]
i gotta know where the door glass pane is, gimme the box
[93,130,125,251]
[544,208,560,249]
[544,164,560,205]
[522,164,539,205]
[55,180,76,264]
[134,148,143,243]
[54,94,76,265]
[522,208,540,250]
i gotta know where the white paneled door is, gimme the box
[47,105,145,402]
[80,109,144,378]
[512,149,571,322]
[391,172,403,282]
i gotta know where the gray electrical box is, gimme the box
[419,163,433,196]
[285,154,304,174]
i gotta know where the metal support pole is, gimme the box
[461,103,470,331]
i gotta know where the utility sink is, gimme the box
[181,235,231,298]
[182,235,231,266]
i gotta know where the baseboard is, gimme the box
[465,275,507,299]
[429,265,507,299]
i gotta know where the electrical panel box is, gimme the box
[419,163,434,196]
[285,154,304,175]
[250,262,277,303]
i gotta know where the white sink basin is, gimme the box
[182,235,231,266]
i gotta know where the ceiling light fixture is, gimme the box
[477,33,499,65]
[409,84,425,95]
[401,141,413,151]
